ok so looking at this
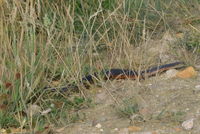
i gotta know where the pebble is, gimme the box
[165,69,179,78]
[182,118,194,130]
[194,65,200,69]
[50,103,55,107]
[185,108,190,111]
[176,66,197,78]
[193,85,200,93]
[195,85,200,89]
[114,128,119,131]
[95,123,102,128]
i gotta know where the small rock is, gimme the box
[194,64,200,69]
[165,69,179,78]
[193,85,200,93]
[195,85,200,89]
[185,108,190,111]
[114,128,119,131]
[155,95,159,98]
[100,129,103,132]
[0,129,6,133]
[176,66,197,78]
[182,118,194,130]
[95,123,102,128]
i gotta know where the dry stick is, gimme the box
[48,39,87,98]
[102,80,120,106]
[85,6,124,105]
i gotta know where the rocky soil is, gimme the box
[54,68,200,134]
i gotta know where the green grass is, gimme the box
[179,32,200,51]
[0,0,200,132]
[116,97,140,118]
[156,110,186,124]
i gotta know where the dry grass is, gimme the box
[0,0,200,132]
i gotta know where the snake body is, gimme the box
[45,61,185,92]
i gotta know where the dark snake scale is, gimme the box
[45,62,185,92]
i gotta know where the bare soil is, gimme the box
[55,71,200,134]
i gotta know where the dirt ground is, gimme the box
[53,69,200,134]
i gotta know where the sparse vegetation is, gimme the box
[0,0,200,133]
[116,97,140,118]
[156,110,186,124]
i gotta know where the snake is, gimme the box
[44,61,185,92]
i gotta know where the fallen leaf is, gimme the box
[174,127,182,132]
[0,93,10,101]
[7,128,27,133]
[51,80,61,86]
[176,66,197,78]
[53,101,64,109]
[27,104,41,116]
[15,72,21,79]
[55,127,66,133]
[176,32,184,38]
[0,129,6,134]
[0,104,8,111]
[5,82,12,89]
[128,126,142,132]
[0,93,10,107]
[41,108,52,115]
[0,0,5,6]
